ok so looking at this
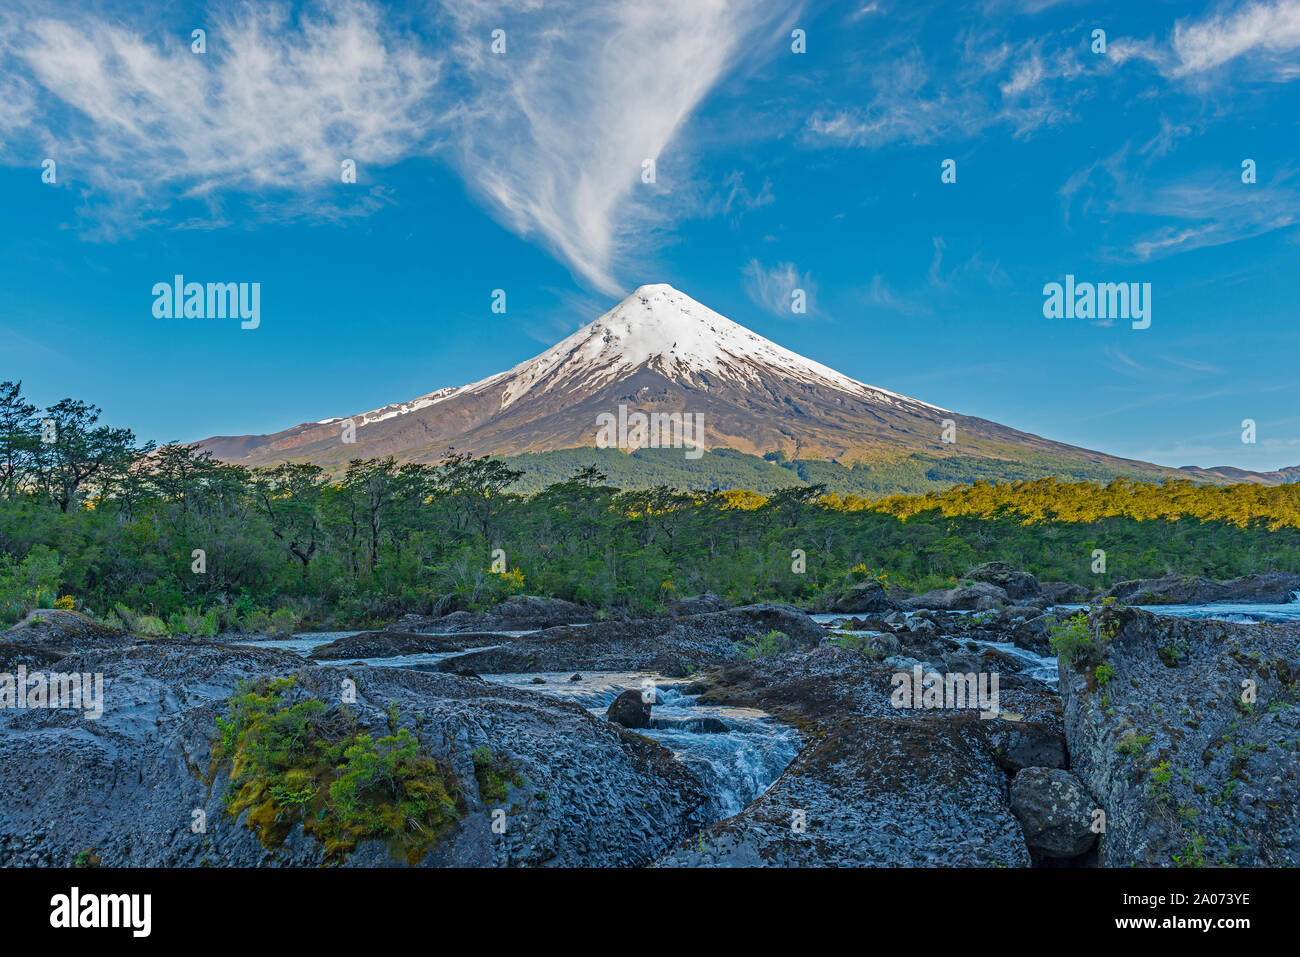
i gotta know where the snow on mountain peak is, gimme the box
[353,283,947,422]
[535,283,946,412]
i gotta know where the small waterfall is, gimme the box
[482,671,802,817]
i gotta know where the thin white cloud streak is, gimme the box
[1127,174,1300,259]
[805,33,1090,150]
[743,259,814,317]
[1060,141,1300,260]
[865,274,928,315]
[441,0,797,294]
[1110,0,1300,81]
[0,0,799,293]
[0,1,442,223]
[1171,0,1300,76]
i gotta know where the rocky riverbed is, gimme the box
[1,566,1296,868]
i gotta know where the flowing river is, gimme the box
[482,671,802,817]
[229,633,802,818]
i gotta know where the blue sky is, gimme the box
[1,0,1298,470]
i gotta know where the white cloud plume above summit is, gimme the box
[439,0,796,293]
[0,0,797,292]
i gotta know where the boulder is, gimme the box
[1041,582,1091,604]
[1099,572,1300,606]
[1010,614,1054,655]
[906,582,1009,611]
[1009,767,1097,859]
[965,562,1041,601]
[308,630,476,661]
[403,595,595,633]
[842,616,894,632]
[987,723,1069,773]
[0,644,708,867]
[606,689,652,729]
[2,609,137,650]
[665,593,727,616]
[439,603,826,677]
[1,610,142,670]
[818,580,900,614]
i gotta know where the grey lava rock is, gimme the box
[965,562,1042,601]
[0,642,710,867]
[815,579,901,614]
[395,595,595,633]
[1041,582,1092,604]
[607,689,652,729]
[1099,572,1300,606]
[657,645,1063,867]
[1010,767,1097,858]
[906,582,1009,611]
[1060,605,1300,867]
[986,721,1069,772]
[438,603,825,678]
[665,593,727,616]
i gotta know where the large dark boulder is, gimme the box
[906,582,1008,611]
[986,721,1068,772]
[0,644,708,867]
[1099,572,1300,606]
[1010,767,1097,859]
[1217,572,1300,603]
[1040,582,1092,604]
[964,562,1041,601]
[1,610,142,670]
[657,645,1063,867]
[437,603,826,677]
[607,689,652,729]
[665,593,727,616]
[816,580,900,614]
[309,630,490,661]
[395,595,595,633]
[2,609,137,650]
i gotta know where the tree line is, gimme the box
[3,380,1299,632]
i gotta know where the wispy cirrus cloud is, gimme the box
[1111,0,1300,81]
[805,28,1094,150]
[440,0,798,294]
[743,259,815,317]
[1061,138,1300,259]
[0,1,442,231]
[1125,170,1300,258]
[0,0,800,291]
[865,274,930,315]
[1171,0,1300,77]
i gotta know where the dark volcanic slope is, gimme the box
[199,284,1293,485]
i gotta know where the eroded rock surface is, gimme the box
[656,646,1064,867]
[1059,606,1300,867]
[0,641,708,867]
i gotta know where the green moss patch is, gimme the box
[471,744,524,805]
[211,677,464,865]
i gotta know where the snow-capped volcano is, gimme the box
[330,283,945,429]
[199,283,1212,483]
[486,283,947,413]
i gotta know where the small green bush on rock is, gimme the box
[211,677,464,865]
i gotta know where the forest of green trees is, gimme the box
[4,379,1299,632]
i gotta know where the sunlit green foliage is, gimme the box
[2,380,1298,630]
[211,677,463,864]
